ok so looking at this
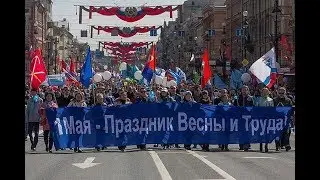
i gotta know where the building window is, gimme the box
[25,9,29,13]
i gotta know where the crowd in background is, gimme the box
[25,77,295,153]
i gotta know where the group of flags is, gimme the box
[29,42,279,90]
[141,44,187,85]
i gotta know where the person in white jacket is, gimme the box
[255,88,274,152]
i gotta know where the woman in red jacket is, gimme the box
[39,92,58,153]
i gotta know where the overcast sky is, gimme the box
[52,0,186,51]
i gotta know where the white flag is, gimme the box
[249,47,277,88]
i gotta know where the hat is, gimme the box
[161,88,168,93]
[185,91,192,96]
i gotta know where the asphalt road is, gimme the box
[25,133,295,180]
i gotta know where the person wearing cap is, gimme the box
[68,91,87,153]
[158,88,175,103]
[157,88,175,149]
[26,88,43,151]
[40,92,58,153]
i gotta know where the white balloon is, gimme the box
[134,71,143,80]
[102,71,112,80]
[103,65,108,70]
[162,77,168,87]
[93,73,103,82]
[119,62,127,71]
[155,75,163,85]
[168,80,177,87]
[241,73,251,83]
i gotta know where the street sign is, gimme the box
[242,59,249,66]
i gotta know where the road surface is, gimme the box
[25,131,295,180]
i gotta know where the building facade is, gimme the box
[25,0,53,78]
[225,0,295,72]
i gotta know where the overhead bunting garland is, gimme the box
[92,26,161,38]
[104,46,136,54]
[79,5,180,24]
[101,42,151,48]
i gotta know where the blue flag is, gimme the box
[214,74,228,89]
[80,48,92,88]
[230,69,243,90]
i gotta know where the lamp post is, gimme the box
[242,10,249,60]
[54,37,59,74]
[221,22,228,82]
[178,44,181,68]
[272,0,281,66]
[193,36,198,73]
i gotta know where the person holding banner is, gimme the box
[256,88,274,152]
[39,92,58,153]
[135,87,151,150]
[218,94,233,151]
[199,90,212,152]
[273,87,293,151]
[182,91,196,150]
[26,88,43,151]
[94,93,108,151]
[67,91,87,153]
[157,88,175,149]
[114,90,132,152]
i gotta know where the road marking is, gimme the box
[72,157,101,169]
[156,151,189,154]
[186,150,236,180]
[149,151,173,180]
[243,157,277,159]
[195,179,226,180]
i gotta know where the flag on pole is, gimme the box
[214,74,228,89]
[80,47,93,88]
[201,48,212,88]
[29,48,47,90]
[249,47,277,88]
[142,44,156,83]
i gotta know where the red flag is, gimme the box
[60,59,67,73]
[201,48,212,88]
[148,44,156,70]
[280,35,292,61]
[29,49,47,90]
[70,59,75,73]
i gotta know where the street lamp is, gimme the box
[178,44,181,67]
[272,0,282,67]
[54,36,59,74]
[242,10,249,59]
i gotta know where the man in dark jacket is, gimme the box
[273,87,293,151]
[57,87,73,107]
[235,85,254,151]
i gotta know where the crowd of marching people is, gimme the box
[25,77,295,153]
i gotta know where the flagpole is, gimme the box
[91,50,96,104]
